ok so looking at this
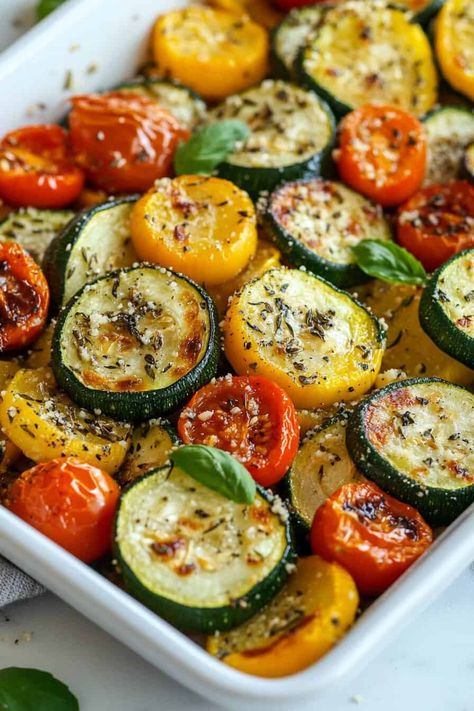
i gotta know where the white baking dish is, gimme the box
[0,1,473,708]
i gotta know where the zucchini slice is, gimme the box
[286,414,363,532]
[115,78,206,130]
[0,367,131,474]
[299,1,437,116]
[52,265,219,421]
[271,5,329,79]
[224,266,386,409]
[465,142,474,183]
[358,280,474,386]
[118,419,179,486]
[0,207,74,264]
[419,249,474,369]
[423,106,474,186]
[114,465,294,633]
[265,179,391,288]
[347,377,474,525]
[44,196,138,307]
[207,556,358,677]
[212,80,335,196]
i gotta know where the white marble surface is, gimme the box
[0,564,473,711]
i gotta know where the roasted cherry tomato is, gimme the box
[69,92,189,193]
[397,181,474,272]
[310,481,432,596]
[7,457,120,563]
[0,124,84,208]
[0,242,49,352]
[337,104,426,208]
[178,374,300,486]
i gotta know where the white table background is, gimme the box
[1,4,473,710]
[0,565,473,711]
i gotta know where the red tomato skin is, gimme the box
[337,104,426,207]
[310,482,432,596]
[0,124,84,208]
[397,181,474,271]
[69,92,189,193]
[178,375,300,487]
[8,457,120,563]
[0,242,49,352]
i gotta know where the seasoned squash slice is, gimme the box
[0,368,131,474]
[153,6,268,101]
[224,267,386,408]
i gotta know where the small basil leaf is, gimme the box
[0,668,79,711]
[170,445,256,504]
[352,240,427,286]
[173,120,250,176]
[37,0,67,20]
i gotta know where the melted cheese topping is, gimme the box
[212,80,333,168]
[274,6,326,74]
[116,467,288,607]
[366,381,474,489]
[60,267,211,392]
[424,109,474,186]
[0,208,73,264]
[303,1,437,115]
[292,418,362,526]
[270,180,390,265]
[436,251,474,338]
[63,202,138,304]
[117,82,206,130]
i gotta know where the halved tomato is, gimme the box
[337,104,426,207]
[0,124,84,208]
[178,374,299,486]
[0,242,49,352]
[397,181,474,271]
[310,481,433,595]
[69,92,189,193]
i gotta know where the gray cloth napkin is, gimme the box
[0,557,44,607]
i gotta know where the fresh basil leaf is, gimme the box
[170,445,256,504]
[174,120,250,176]
[352,239,427,286]
[0,668,79,711]
[37,0,67,20]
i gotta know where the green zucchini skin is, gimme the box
[264,179,391,289]
[419,249,474,369]
[297,45,352,118]
[346,377,474,525]
[43,195,138,310]
[270,4,330,80]
[411,0,444,25]
[217,150,333,199]
[213,81,336,197]
[114,467,295,633]
[51,266,220,422]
